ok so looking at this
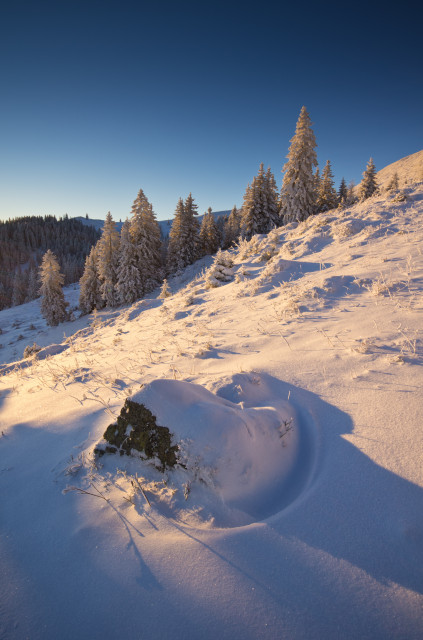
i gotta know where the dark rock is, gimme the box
[95,398,178,471]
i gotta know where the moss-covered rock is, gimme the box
[95,398,178,470]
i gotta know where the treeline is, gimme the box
[0,215,100,310]
[76,107,384,317]
[19,106,390,325]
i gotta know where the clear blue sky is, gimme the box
[1,0,422,222]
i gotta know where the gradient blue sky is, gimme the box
[1,0,422,222]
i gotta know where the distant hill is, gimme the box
[74,209,232,238]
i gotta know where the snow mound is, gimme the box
[95,378,301,526]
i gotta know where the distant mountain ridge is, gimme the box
[74,209,232,237]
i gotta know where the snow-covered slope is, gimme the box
[375,148,423,190]
[1,182,423,639]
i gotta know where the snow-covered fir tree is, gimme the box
[183,192,200,262]
[345,181,358,206]
[359,158,378,200]
[129,189,162,297]
[241,163,280,239]
[159,278,171,298]
[116,219,142,305]
[386,172,399,191]
[264,167,280,229]
[316,160,338,212]
[11,268,27,307]
[223,205,241,248]
[245,165,263,239]
[279,106,318,223]
[39,250,67,326]
[97,212,120,307]
[167,194,200,273]
[205,250,234,289]
[338,177,348,205]
[314,168,321,197]
[198,208,220,256]
[79,245,103,314]
[167,198,186,273]
[26,267,40,302]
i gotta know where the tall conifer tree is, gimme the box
[116,219,141,305]
[241,163,280,239]
[338,177,348,204]
[39,250,67,326]
[280,106,318,223]
[359,158,378,200]
[97,212,120,307]
[223,205,241,248]
[79,245,103,314]
[317,160,338,212]
[167,194,200,273]
[199,208,220,256]
[129,190,162,297]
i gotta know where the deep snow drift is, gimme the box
[1,179,423,639]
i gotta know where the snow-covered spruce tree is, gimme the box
[314,168,321,197]
[223,205,241,248]
[386,172,399,191]
[199,208,220,256]
[79,244,103,314]
[279,106,318,223]
[241,163,279,239]
[338,177,348,205]
[39,250,67,326]
[345,181,358,206]
[26,267,40,302]
[205,249,234,289]
[243,165,261,239]
[159,278,171,298]
[183,192,201,262]
[129,189,162,297]
[359,158,378,200]
[316,160,338,212]
[264,167,280,229]
[116,219,142,305]
[167,194,200,273]
[97,212,120,307]
[166,198,186,273]
[11,268,27,307]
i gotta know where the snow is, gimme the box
[1,176,423,638]
[374,149,423,191]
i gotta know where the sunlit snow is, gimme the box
[1,168,422,638]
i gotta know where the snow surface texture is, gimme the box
[1,175,423,638]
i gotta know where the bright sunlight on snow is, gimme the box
[1,163,423,638]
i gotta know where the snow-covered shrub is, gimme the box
[23,343,42,358]
[184,294,197,306]
[236,236,261,260]
[331,219,363,238]
[393,190,407,203]
[159,278,171,299]
[260,246,278,262]
[205,250,234,289]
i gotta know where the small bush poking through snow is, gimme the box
[23,343,42,358]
